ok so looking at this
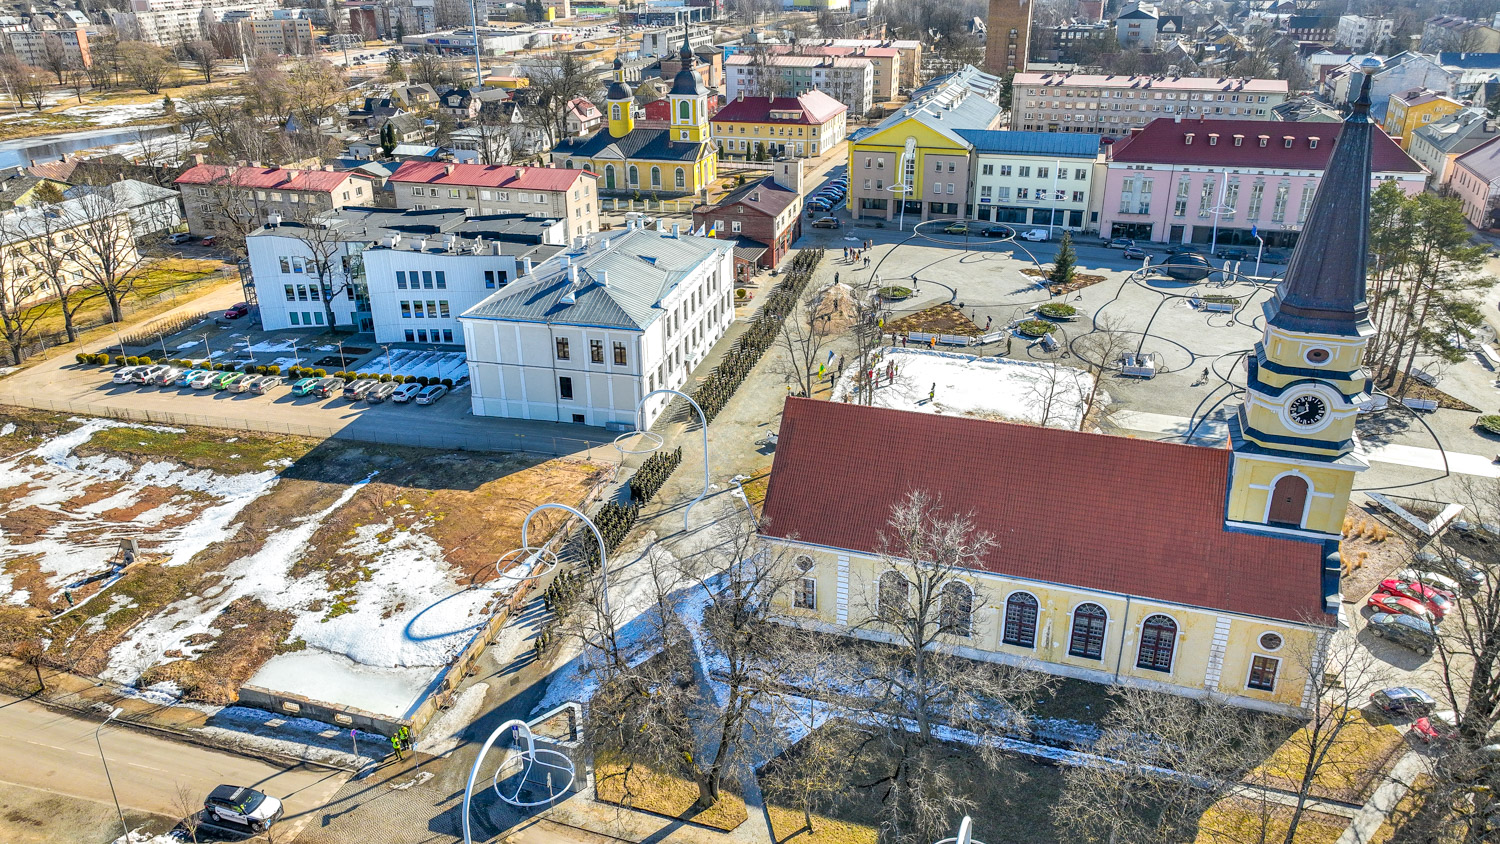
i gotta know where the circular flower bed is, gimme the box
[1477,415,1500,435]
[878,286,913,300]
[1038,302,1078,319]
[1017,319,1057,337]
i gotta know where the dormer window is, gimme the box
[1208,134,1219,145]
[1184,132,1194,144]
[1283,136,1294,148]
[1308,137,1320,149]
[1259,135,1269,147]
[1234,134,1243,146]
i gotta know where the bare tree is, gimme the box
[71,190,147,323]
[0,221,50,364]
[522,53,605,150]
[85,34,120,91]
[118,41,174,94]
[1271,624,1385,844]
[64,56,89,103]
[13,201,92,343]
[408,52,457,89]
[172,783,203,843]
[39,34,70,85]
[846,491,1051,843]
[1071,316,1130,427]
[281,210,357,331]
[181,39,218,84]
[0,56,47,113]
[774,285,839,396]
[1052,686,1275,844]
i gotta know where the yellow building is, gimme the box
[846,65,1005,223]
[1383,88,1463,149]
[552,45,717,196]
[759,67,1390,717]
[710,90,848,160]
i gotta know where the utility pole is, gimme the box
[95,708,127,842]
[468,0,483,88]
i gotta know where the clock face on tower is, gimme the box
[1289,394,1328,427]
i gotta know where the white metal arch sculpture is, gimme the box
[520,502,613,619]
[612,388,711,531]
[462,718,576,844]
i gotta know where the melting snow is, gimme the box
[417,681,489,756]
[0,422,15,436]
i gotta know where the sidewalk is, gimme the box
[1336,751,1426,844]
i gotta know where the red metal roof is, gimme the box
[760,398,1329,624]
[1109,118,1421,172]
[712,90,848,126]
[174,164,364,193]
[387,161,594,191]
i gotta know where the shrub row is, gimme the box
[691,248,825,422]
[329,371,454,387]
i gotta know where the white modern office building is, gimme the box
[459,222,735,428]
[245,208,566,339]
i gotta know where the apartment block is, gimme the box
[1010,73,1290,136]
[724,54,875,119]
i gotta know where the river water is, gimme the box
[0,123,176,169]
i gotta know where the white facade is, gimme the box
[461,225,736,428]
[968,151,1100,231]
[724,56,875,118]
[246,230,365,332]
[112,0,275,45]
[1335,15,1394,52]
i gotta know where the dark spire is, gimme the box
[1264,59,1379,338]
[680,29,694,64]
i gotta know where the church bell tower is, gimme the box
[1225,61,1383,608]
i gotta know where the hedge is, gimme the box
[1017,319,1056,337]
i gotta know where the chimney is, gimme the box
[267,213,282,227]
[415,237,427,251]
[568,264,579,285]
[445,164,454,175]
[522,257,533,274]
[671,223,680,237]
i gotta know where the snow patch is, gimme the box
[417,681,489,757]
[0,422,15,436]
[832,348,1093,429]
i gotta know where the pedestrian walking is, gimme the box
[985,315,993,329]
[835,272,840,284]
[864,256,870,268]
[929,382,936,402]
[901,335,907,347]
[929,335,937,349]
[838,355,845,371]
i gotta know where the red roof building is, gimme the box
[711,91,849,160]
[389,161,600,240]
[1098,117,1425,247]
[762,398,1329,625]
[174,164,376,237]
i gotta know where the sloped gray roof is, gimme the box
[461,227,731,330]
[63,179,178,209]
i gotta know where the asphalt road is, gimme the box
[0,694,347,840]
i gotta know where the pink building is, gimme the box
[1449,135,1500,230]
[1097,118,1424,247]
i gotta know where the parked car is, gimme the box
[365,382,399,403]
[415,383,448,405]
[1394,568,1466,597]
[204,785,283,832]
[1370,687,1436,716]
[1107,237,1135,249]
[1019,229,1050,242]
[167,232,192,244]
[130,364,169,384]
[942,222,971,234]
[812,217,840,229]
[230,374,260,393]
[343,379,379,401]
[151,366,183,387]
[251,376,282,395]
[1122,246,1148,260]
[1367,591,1437,624]
[1367,612,1438,655]
[200,235,217,247]
[290,377,321,396]
[175,368,206,387]
[212,372,244,390]
[312,377,344,398]
[391,382,422,403]
[111,365,145,384]
[1380,577,1455,612]
[224,302,250,319]
[1156,253,1214,282]
[189,370,221,389]
[1215,247,1249,260]
[982,225,1013,238]
[1412,550,1488,592]
[1261,250,1288,264]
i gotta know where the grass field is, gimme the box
[1257,709,1405,803]
[593,751,749,832]
[1193,797,1348,844]
[22,257,227,341]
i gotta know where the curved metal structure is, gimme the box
[520,503,612,618]
[624,388,711,531]
[462,718,576,844]
[935,816,985,844]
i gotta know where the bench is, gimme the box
[1401,397,1438,412]
[1120,353,1157,378]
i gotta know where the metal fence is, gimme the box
[1,394,616,461]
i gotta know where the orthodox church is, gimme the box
[759,66,1386,716]
[552,38,718,197]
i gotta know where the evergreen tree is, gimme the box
[385,53,406,82]
[162,94,175,116]
[1048,232,1077,288]
[380,121,398,157]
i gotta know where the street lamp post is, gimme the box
[199,332,211,364]
[289,338,301,369]
[381,344,393,377]
[95,708,127,842]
